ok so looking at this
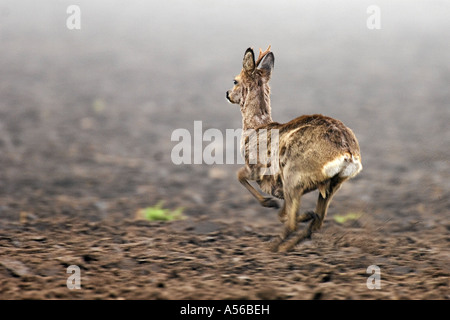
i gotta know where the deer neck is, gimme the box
[240,84,273,131]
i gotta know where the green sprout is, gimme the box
[333,212,363,224]
[136,201,185,221]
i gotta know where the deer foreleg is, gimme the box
[237,167,279,208]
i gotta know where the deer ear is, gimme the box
[259,52,274,77]
[243,48,255,73]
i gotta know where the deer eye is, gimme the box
[233,80,238,85]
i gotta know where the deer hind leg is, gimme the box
[269,186,303,252]
[237,167,279,209]
[310,176,344,232]
[277,176,344,252]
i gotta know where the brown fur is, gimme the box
[226,47,362,252]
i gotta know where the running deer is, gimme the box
[226,46,362,252]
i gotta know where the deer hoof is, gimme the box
[268,236,283,252]
[261,197,279,209]
[277,243,292,253]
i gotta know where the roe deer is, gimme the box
[226,46,362,252]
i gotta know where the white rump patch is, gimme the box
[322,154,362,179]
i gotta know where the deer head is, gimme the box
[226,46,275,130]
